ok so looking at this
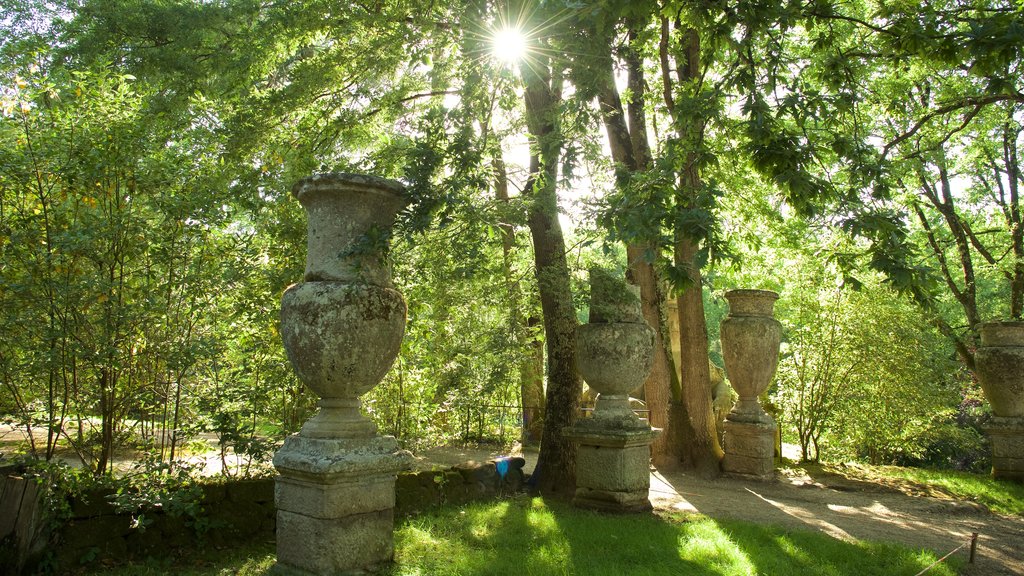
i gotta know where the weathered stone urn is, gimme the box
[273,173,413,575]
[566,269,659,512]
[720,289,781,478]
[976,321,1024,482]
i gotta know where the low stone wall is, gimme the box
[2,456,527,573]
[396,457,526,516]
[55,478,277,567]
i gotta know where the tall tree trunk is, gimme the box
[658,17,703,469]
[522,52,581,495]
[592,22,678,466]
[673,27,722,477]
[1004,120,1023,319]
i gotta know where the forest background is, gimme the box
[0,0,1021,490]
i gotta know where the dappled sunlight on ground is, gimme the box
[651,466,1024,575]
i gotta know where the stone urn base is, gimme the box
[564,427,660,513]
[985,417,1024,483]
[272,435,412,575]
[722,419,776,479]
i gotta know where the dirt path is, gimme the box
[650,467,1024,575]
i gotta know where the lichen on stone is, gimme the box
[587,267,643,324]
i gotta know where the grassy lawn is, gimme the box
[83,496,959,576]
[870,465,1024,515]
[793,461,1024,516]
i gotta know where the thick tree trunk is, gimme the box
[522,55,581,495]
[628,246,677,466]
[673,27,722,477]
[592,30,678,465]
[674,239,723,476]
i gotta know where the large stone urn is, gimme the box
[720,289,781,478]
[976,321,1024,482]
[565,269,659,512]
[273,173,413,575]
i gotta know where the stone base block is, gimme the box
[276,473,397,520]
[565,427,658,513]
[274,509,394,576]
[573,487,652,513]
[273,434,411,575]
[722,420,775,478]
[986,417,1024,483]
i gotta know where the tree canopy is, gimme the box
[1,0,1020,479]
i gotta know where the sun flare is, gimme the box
[492,27,527,65]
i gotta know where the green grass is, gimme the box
[386,496,958,576]
[874,465,1024,515]
[82,497,960,576]
[73,540,276,576]
[798,461,1024,516]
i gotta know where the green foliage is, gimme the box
[769,260,972,466]
[2,0,1019,482]
[366,212,538,449]
[107,456,207,533]
[15,455,206,538]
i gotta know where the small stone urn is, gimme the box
[273,173,413,575]
[975,321,1024,482]
[720,289,781,478]
[566,268,659,512]
[576,268,654,430]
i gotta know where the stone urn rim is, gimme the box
[725,288,779,301]
[979,321,1024,347]
[724,289,780,317]
[291,172,410,205]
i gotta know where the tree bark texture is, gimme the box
[673,26,723,476]
[592,27,679,465]
[522,54,581,495]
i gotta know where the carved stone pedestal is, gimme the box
[722,420,776,479]
[568,269,658,513]
[273,436,411,576]
[976,321,1024,483]
[985,417,1024,483]
[566,427,659,513]
[273,173,412,574]
[720,289,781,480]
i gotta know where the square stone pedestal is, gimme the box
[272,435,411,575]
[722,419,776,479]
[564,426,659,513]
[986,417,1024,483]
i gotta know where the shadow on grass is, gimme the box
[390,496,956,576]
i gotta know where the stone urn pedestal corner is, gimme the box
[272,173,414,576]
[565,268,660,513]
[976,321,1024,483]
[720,289,781,480]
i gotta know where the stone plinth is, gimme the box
[272,435,411,575]
[986,417,1024,483]
[722,420,775,479]
[564,426,660,513]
